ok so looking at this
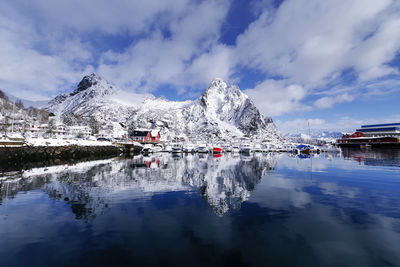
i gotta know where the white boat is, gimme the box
[231,145,240,153]
[163,143,172,152]
[152,143,163,152]
[171,142,183,153]
[141,144,154,154]
[184,143,197,153]
[261,143,271,152]
[253,143,262,152]
[240,143,253,153]
[0,134,25,147]
[197,144,209,153]
[2,101,25,147]
[283,144,296,152]
[221,144,231,152]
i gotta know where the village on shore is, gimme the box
[1,105,340,155]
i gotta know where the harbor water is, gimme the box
[1,149,400,266]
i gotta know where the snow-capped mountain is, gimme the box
[46,74,283,142]
[286,130,343,140]
[46,73,148,123]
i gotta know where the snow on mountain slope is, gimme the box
[46,74,283,142]
[46,73,149,122]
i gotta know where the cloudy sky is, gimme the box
[1,0,399,133]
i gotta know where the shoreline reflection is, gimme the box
[1,153,280,218]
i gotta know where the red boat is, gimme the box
[213,146,222,153]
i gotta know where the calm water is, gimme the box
[1,149,400,266]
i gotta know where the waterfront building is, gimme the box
[132,129,161,143]
[68,125,92,138]
[356,123,400,137]
[337,122,400,147]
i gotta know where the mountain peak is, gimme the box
[71,73,103,96]
[210,78,227,89]
[200,78,244,105]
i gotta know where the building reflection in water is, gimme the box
[0,153,280,218]
[342,148,400,167]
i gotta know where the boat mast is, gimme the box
[11,100,15,134]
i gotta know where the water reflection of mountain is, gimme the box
[342,148,400,167]
[0,153,280,218]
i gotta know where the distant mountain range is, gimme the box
[6,95,48,109]
[0,89,49,128]
[286,130,344,140]
[45,74,284,142]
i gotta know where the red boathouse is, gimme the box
[132,129,161,143]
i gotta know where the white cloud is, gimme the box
[234,0,398,87]
[244,79,309,116]
[9,0,190,35]
[277,114,400,134]
[276,118,326,134]
[0,2,96,100]
[232,0,400,116]
[96,0,231,92]
[363,79,400,96]
[0,0,399,119]
[0,0,231,99]
[314,93,354,109]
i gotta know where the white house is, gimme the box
[68,125,92,138]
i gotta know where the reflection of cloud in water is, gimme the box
[319,182,360,199]
[248,153,400,219]
[278,154,336,173]
[249,174,311,210]
[284,204,400,266]
[1,151,400,266]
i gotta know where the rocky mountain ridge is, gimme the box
[46,74,283,142]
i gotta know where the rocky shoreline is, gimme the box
[0,145,124,172]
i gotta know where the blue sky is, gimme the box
[0,0,400,133]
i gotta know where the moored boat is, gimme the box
[171,142,183,153]
[221,144,231,152]
[141,144,154,154]
[253,143,262,152]
[296,144,312,154]
[240,143,253,153]
[152,143,163,152]
[197,144,209,153]
[0,134,25,147]
[231,145,240,153]
[213,145,222,153]
[184,143,197,153]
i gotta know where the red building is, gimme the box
[132,129,161,143]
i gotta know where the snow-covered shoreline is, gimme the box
[25,137,114,147]
[0,145,122,172]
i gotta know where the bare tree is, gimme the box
[89,116,99,135]
[15,100,24,109]
[0,89,8,101]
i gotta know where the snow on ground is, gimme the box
[25,137,114,147]
[21,158,116,177]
